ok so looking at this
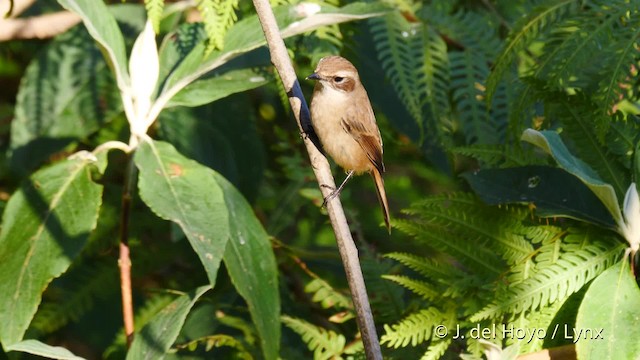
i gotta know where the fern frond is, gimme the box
[423,25,453,144]
[104,293,175,359]
[384,252,464,280]
[305,278,353,310]
[470,239,624,321]
[370,12,427,139]
[282,315,347,360]
[450,51,494,144]
[451,144,547,167]
[144,0,164,33]
[196,0,219,52]
[382,275,440,301]
[420,338,452,360]
[174,334,252,358]
[547,91,629,196]
[510,300,565,353]
[360,253,406,322]
[381,307,444,349]
[486,0,579,104]
[196,0,238,53]
[216,311,257,346]
[402,193,536,268]
[594,4,640,118]
[426,9,502,60]
[28,260,119,336]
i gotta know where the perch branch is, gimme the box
[251,1,382,359]
[0,11,80,41]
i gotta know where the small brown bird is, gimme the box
[307,56,390,232]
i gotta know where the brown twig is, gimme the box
[0,11,80,41]
[251,1,382,359]
[118,154,137,347]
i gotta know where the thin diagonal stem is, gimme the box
[251,1,382,359]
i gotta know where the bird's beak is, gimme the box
[306,73,321,81]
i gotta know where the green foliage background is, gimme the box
[1,0,640,359]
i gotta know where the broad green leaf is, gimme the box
[134,139,229,286]
[158,97,266,201]
[153,2,389,117]
[6,339,86,360]
[463,166,616,228]
[9,26,122,174]
[217,173,280,360]
[56,0,130,90]
[167,69,271,108]
[157,23,207,86]
[576,259,640,359]
[0,155,103,345]
[127,286,211,360]
[521,129,624,228]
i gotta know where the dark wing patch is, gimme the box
[340,110,385,174]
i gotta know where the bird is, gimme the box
[307,55,390,233]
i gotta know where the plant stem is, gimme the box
[119,151,137,347]
[251,1,382,359]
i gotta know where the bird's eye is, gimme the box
[333,76,344,83]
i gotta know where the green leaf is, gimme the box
[6,339,86,360]
[9,26,122,174]
[56,0,130,90]
[167,68,271,108]
[485,0,578,104]
[575,259,640,360]
[135,139,279,358]
[134,139,229,287]
[521,129,624,229]
[155,2,388,116]
[463,166,616,228]
[158,97,266,201]
[127,286,211,360]
[0,155,103,345]
[282,315,346,360]
[144,0,164,33]
[217,173,280,360]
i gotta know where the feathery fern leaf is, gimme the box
[451,144,547,168]
[423,25,452,144]
[486,0,579,104]
[470,237,624,321]
[382,275,440,301]
[420,338,452,360]
[282,315,347,360]
[196,0,220,53]
[370,12,427,140]
[144,0,164,33]
[360,252,406,323]
[104,293,175,359]
[305,278,353,310]
[381,307,444,349]
[384,252,465,280]
[593,3,640,118]
[196,0,238,53]
[403,193,537,267]
[28,260,119,336]
[175,334,252,358]
[425,9,502,60]
[450,51,494,144]
[510,300,565,353]
[547,91,629,197]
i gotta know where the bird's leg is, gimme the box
[322,170,355,208]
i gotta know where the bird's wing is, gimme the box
[340,100,385,174]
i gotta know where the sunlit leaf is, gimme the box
[0,156,103,344]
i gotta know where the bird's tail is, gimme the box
[371,170,391,233]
